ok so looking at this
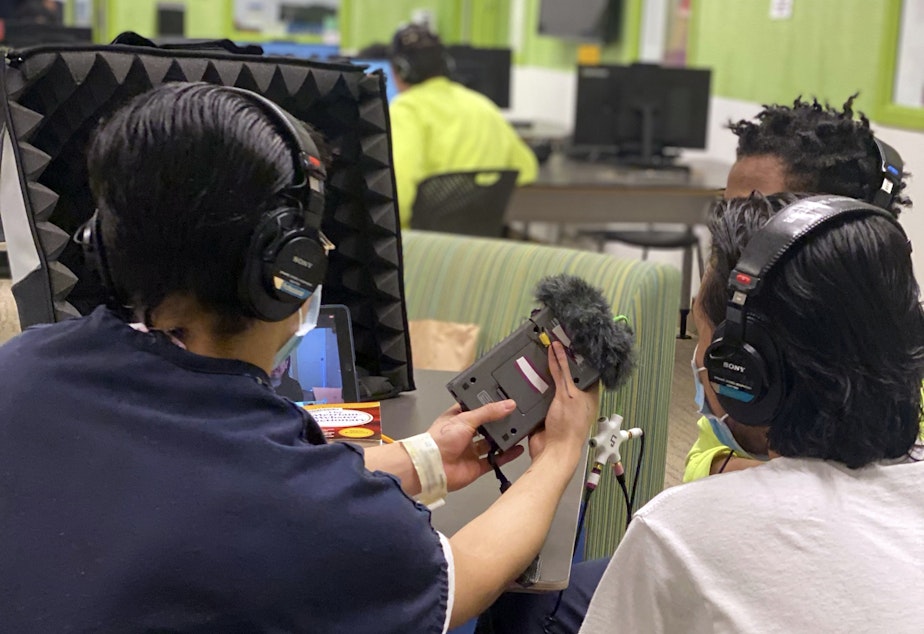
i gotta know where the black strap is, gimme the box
[730,195,902,296]
[109,32,263,56]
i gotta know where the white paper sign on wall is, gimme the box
[770,0,794,20]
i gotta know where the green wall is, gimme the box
[99,0,228,42]
[95,0,642,69]
[340,0,463,49]
[339,0,510,51]
[92,0,908,125]
[687,0,893,116]
[340,0,642,67]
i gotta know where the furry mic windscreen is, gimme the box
[535,275,637,390]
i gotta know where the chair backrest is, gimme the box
[410,169,519,237]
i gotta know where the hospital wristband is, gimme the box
[400,432,447,510]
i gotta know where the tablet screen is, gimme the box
[269,305,360,404]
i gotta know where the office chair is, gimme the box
[410,170,519,238]
[581,225,704,338]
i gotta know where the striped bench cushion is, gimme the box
[402,230,681,558]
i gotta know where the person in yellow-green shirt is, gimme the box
[684,96,912,483]
[387,24,538,228]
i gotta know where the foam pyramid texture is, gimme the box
[1,44,413,392]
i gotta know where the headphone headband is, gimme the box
[729,195,906,300]
[871,137,903,211]
[223,87,327,230]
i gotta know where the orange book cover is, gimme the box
[302,402,382,447]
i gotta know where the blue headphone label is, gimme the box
[717,384,755,403]
[277,279,311,300]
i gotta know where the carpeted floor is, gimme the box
[0,281,700,489]
[665,335,699,488]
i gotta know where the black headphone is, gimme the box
[703,195,908,426]
[390,24,453,85]
[75,87,330,323]
[871,137,904,211]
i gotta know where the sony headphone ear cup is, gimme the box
[704,316,786,427]
[240,208,328,323]
[76,210,123,308]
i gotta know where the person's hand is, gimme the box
[426,400,525,492]
[528,342,599,461]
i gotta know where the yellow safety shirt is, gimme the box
[389,76,539,228]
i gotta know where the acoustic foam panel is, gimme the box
[0,43,414,393]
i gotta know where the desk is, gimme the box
[506,153,731,335]
[381,369,589,592]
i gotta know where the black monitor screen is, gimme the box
[447,45,511,109]
[573,64,711,161]
[157,6,185,37]
[539,0,621,42]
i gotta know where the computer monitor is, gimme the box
[157,3,185,37]
[351,59,399,102]
[538,0,622,43]
[278,2,337,35]
[572,63,712,166]
[446,45,512,109]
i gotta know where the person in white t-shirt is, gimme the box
[580,192,924,634]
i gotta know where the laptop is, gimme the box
[272,305,361,404]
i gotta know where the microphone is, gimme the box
[586,414,643,489]
[533,275,636,391]
[446,274,637,452]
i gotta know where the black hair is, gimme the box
[697,192,803,327]
[729,96,911,217]
[356,42,390,58]
[87,82,316,335]
[389,24,449,84]
[700,193,924,468]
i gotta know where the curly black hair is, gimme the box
[729,95,911,217]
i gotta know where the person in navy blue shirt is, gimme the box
[0,82,598,633]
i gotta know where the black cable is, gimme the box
[717,449,735,474]
[487,450,512,493]
[615,472,631,526]
[628,432,646,516]
[573,486,593,554]
[545,486,594,633]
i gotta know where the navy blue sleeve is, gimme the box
[276,443,450,633]
[0,311,450,632]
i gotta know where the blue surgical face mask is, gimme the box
[691,354,754,459]
[272,285,322,371]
